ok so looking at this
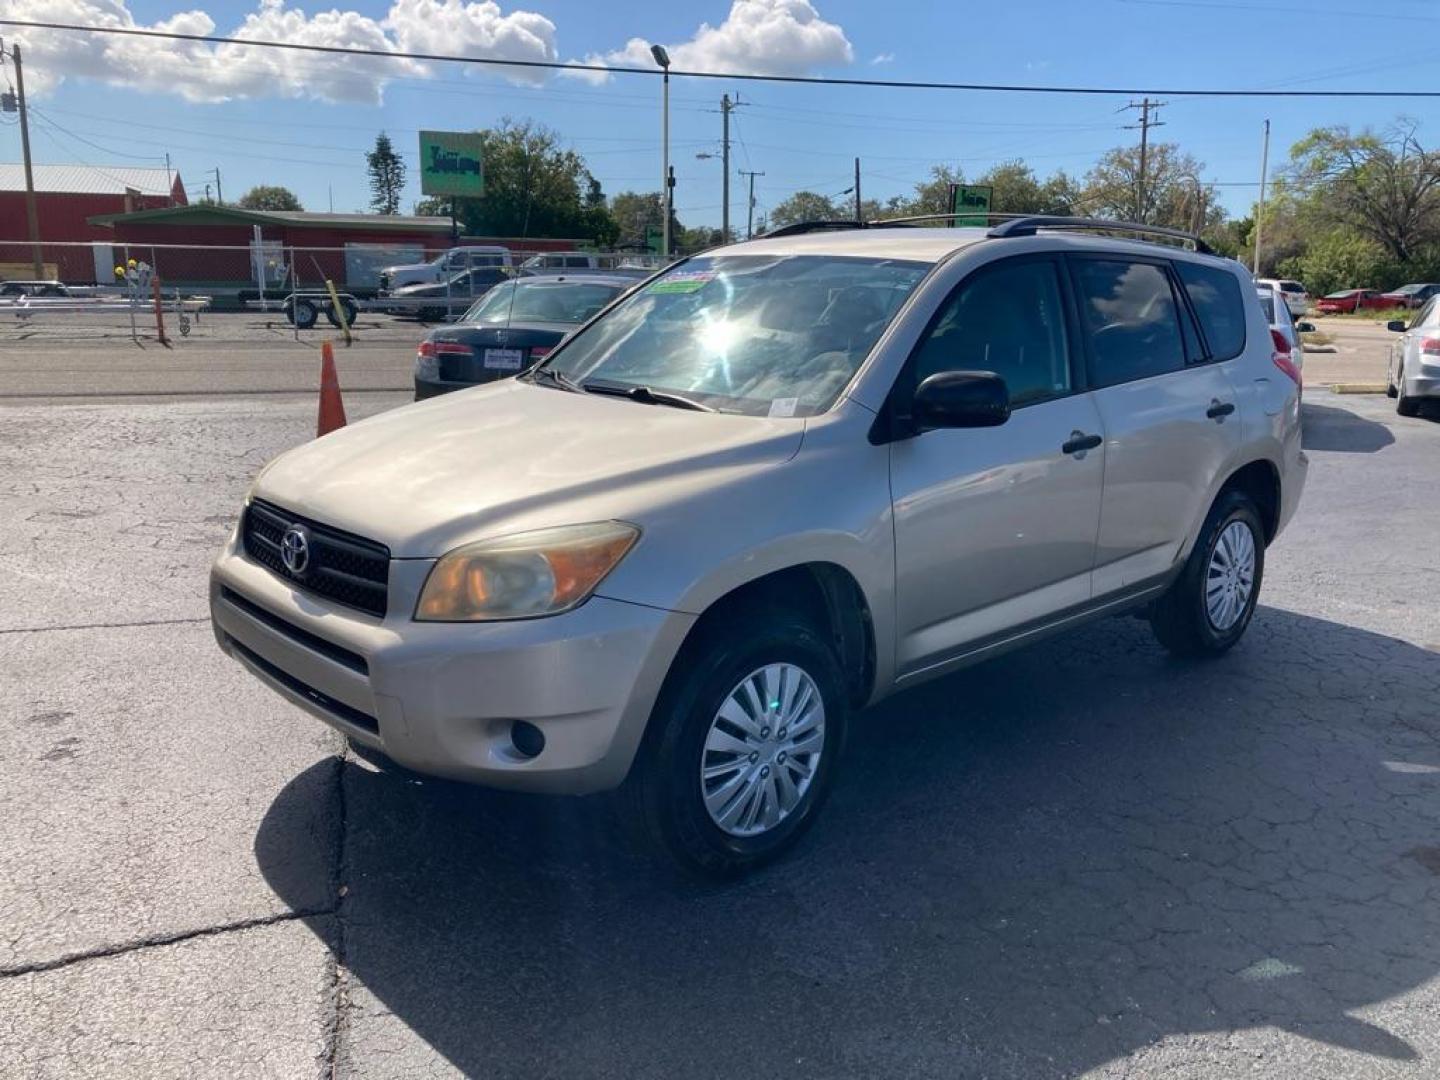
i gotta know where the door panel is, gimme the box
[1088,367,1242,595]
[891,394,1106,674]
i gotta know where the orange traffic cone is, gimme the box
[317,339,348,437]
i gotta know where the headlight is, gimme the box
[415,522,639,621]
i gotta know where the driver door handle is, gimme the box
[1061,431,1103,455]
[1206,399,1236,420]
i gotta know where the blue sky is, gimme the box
[4,0,1439,228]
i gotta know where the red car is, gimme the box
[1315,289,1389,314]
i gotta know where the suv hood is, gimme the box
[251,380,805,557]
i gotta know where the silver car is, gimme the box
[1386,299,1440,416]
[1256,283,1307,373]
[212,218,1307,876]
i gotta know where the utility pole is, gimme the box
[1254,119,1271,276]
[1123,98,1165,223]
[721,94,732,243]
[854,157,862,222]
[209,167,223,206]
[164,153,174,207]
[740,170,764,238]
[4,42,43,277]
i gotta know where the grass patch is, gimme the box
[1315,306,1411,322]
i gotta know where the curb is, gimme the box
[1330,383,1388,395]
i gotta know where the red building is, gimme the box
[88,204,588,294]
[0,164,185,281]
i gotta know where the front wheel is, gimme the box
[626,613,847,878]
[1151,490,1265,657]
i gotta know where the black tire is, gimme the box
[1386,380,1399,399]
[290,299,318,329]
[625,610,847,878]
[1150,489,1265,658]
[1396,370,1420,417]
[325,299,359,328]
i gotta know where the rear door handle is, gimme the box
[1206,399,1236,419]
[1061,431,1103,455]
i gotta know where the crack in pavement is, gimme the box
[0,908,337,979]
[0,617,210,635]
[320,747,353,1080]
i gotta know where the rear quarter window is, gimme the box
[1176,262,1248,362]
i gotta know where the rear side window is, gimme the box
[1176,262,1247,362]
[1072,259,1186,387]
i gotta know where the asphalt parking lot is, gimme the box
[1,330,1438,1077]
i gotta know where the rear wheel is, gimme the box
[1151,489,1265,657]
[1396,366,1421,417]
[626,611,846,878]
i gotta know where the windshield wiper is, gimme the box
[581,381,715,412]
[527,365,585,394]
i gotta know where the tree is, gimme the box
[237,185,302,211]
[451,120,617,245]
[1276,230,1390,297]
[1081,143,1219,230]
[769,191,842,227]
[1288,122,1440,262]
[413,196,449,217]
[610,190,681,248]
[366,132,406,215]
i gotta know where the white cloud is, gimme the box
[1,0,558,104]
[869,51,893,65]
[572,0,852,84]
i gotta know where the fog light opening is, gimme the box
[510,720,546,759]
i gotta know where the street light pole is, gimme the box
[740,169,765,238]
[651,45,672,259]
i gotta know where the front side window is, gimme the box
[462,281,621,325]
[1073,259,1187,387]
[911,259,1072,407]
[543,255,929,417]
[1176,261,1247,362]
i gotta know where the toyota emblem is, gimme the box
[280,525,311,576]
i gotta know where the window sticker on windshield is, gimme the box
[768,397,799,418]
[647,270,716,294]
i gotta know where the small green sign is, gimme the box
[644,224,664,254]
[948,183,993,227]
[419,131,484,198]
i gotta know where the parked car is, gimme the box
[379,246,512,292]
[0,279,71,298]
[1256,283,1307,373]
[517,251,613,275]
[1255,278,1310,318]
[389,267,510,321]
[1386,299,1440,416]
[1315,288,1389,314]
[1379,282,1440,309]
[412,273,632,398]
[212,217,1306,876]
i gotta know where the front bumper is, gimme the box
[210,539,695,794]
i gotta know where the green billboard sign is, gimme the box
[419,131,484,198]
[948,183,993,227]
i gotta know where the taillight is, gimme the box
[1271,328,1302,388]
[1421,338,1440,355]
[417,340,436,359]
[530,344,552,358]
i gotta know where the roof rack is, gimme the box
[757,220,866,238]
[986,215,1214,255]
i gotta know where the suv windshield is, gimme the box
[540,254,928,417]
[462,281,622,326]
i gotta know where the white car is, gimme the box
[1256,283,1307,373]
[1256,278,1310,319]
[379,246,512,292]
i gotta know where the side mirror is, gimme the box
[912,371,1010,431]
[1295,320,1316,333]
[1387,319,1407,333]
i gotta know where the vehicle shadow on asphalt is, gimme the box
[1302,401,1397,452]
[255,608,1440,1078]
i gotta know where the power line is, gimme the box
[6,19,1440,97]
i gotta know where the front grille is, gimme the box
[242,499,390,618]
[220,587,368,674]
